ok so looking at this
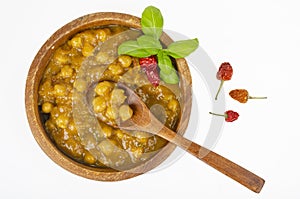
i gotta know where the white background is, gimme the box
[1,0,299,198]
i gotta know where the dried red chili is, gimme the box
[215,62,233,100]
[209,110,239,122]
[140,56,160,87]
[229,89,267,103]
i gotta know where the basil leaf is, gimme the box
[160,68,179,84]
[141,6,164,39]
[165,38,199,58]
[157,51,173,75]
[137,35,162,55]
[118,40,153,58]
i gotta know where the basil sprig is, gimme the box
[118,6,199,84]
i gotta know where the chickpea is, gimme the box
[56,114,69,129]
[108,63,123,75]
[42,102,53,113]
[93,97,106,113]
[82,43,94,57]
[118,55,132,68]
[53,49,69,64]
[45,120,56,132]
[119,104,133,121]
[84,151,96,165]
[68,36,83,49]
[103,28,111,37]
[46,62,61,75]
[167,99,179,112]
[94,81,113,96]
[54,84,67,96]
[83,32,96,46]
[111,89,126,105]
[60,65,73,78]
[105,106,117,120]
[39,80,53,92]
[95,29,107,42]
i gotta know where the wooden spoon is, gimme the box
[94,82,265,193]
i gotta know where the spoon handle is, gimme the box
[157,127,265,193]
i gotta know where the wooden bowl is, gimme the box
[25,12,192,181]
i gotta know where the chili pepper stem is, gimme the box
[248,96,267,100]
[209,112,226,118]
[215,80,224,100]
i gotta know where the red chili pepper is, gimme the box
[215,62,233,100]
[229,89,267,103]
[209,110,239,122]
[139,56,160,87]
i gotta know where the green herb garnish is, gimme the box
[118,6,199,84]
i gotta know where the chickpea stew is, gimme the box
[38,25,183,170]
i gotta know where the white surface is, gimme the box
[1,0,299,198]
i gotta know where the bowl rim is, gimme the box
[25,12,192,181]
